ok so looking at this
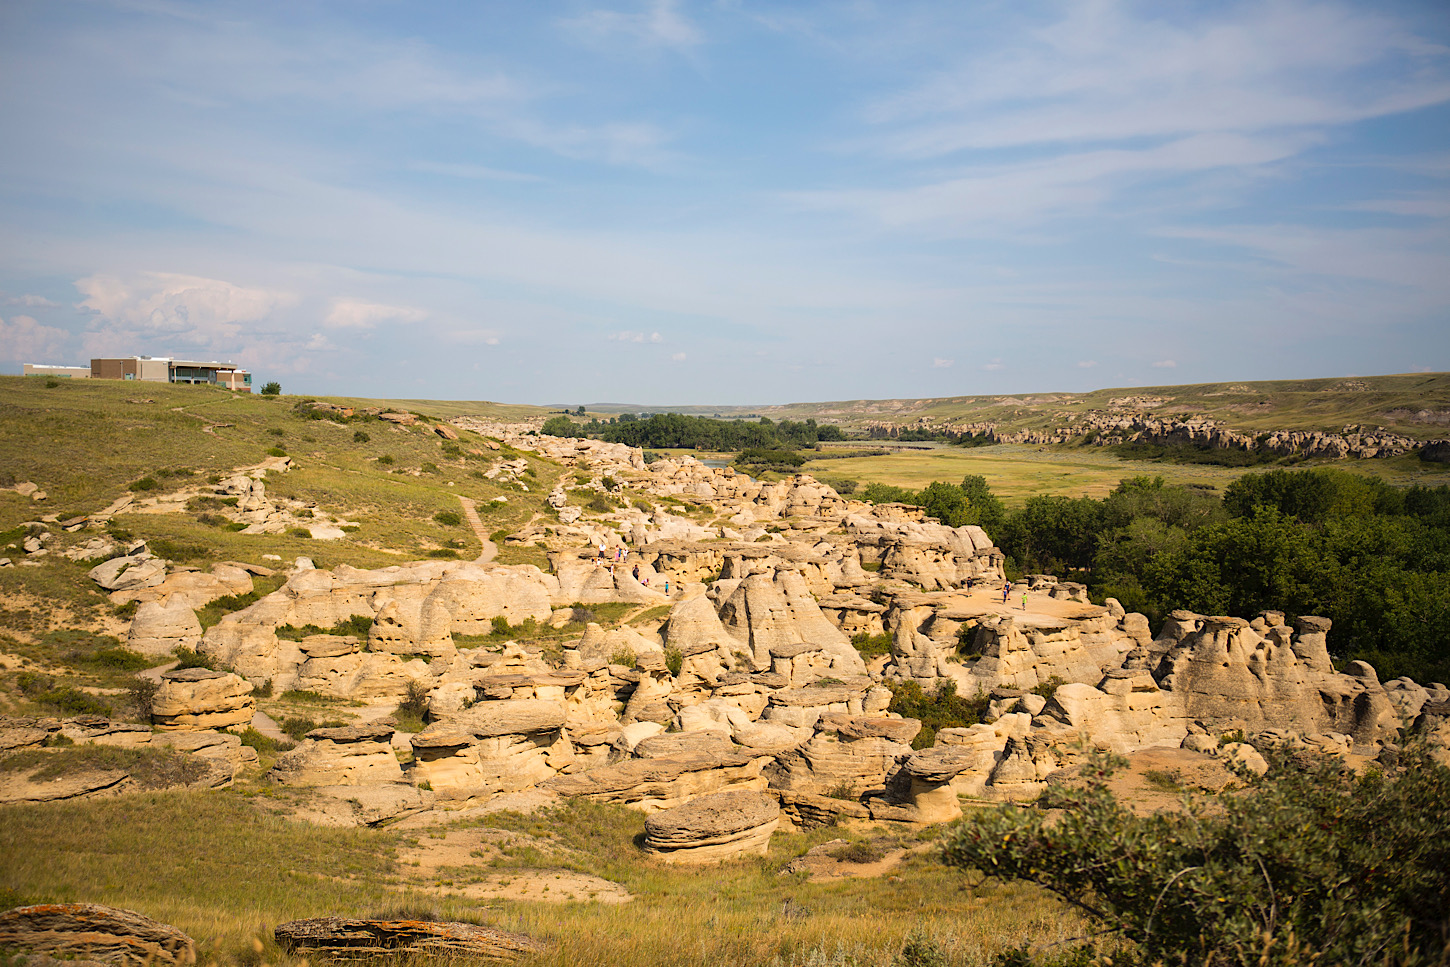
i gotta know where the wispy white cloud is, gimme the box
[9,294,59,308]
[865,2,1449,155]
[608,330,663,343]
[1152,359,1177,369]
[932,357,953,368]
[1076,359,1097,369]
[670,351,687,362]
[0,315,69,363]
[560,0,703,51]
[324,298,427,329]
[408,161,543,183]
[982,358,1004,371]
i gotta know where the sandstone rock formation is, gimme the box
[150,669,255,731]
[0,904,195,967]
[274,917,542,959]
[642,790,780,862]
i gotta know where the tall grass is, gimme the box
[0,792,1080,967]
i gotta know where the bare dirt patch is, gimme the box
[398,827,632,904]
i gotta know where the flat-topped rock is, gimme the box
[817,714,921,745]
[274,917,541,959]
[151,670,254,732]
[0,904,195,967]
[643,790,780,863]
[445,699,567,738]
[633,732,734,758]
[304,725,394,744]
[158,667,229,682]
[543,750,766,811]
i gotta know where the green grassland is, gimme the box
[0,375,564,673]
[803,442,1450,507]
[637,372,1450,441]
[0,791,1079,967]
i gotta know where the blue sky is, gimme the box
[1,0,1447,405]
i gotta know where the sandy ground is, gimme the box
[398,826,632,904]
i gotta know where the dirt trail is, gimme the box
[250,710,288,742]
[456,496,497,563]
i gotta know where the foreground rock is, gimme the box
[273,917,542,959]
[0,903,196,967]
[643,790,780,863]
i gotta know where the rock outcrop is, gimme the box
[0,904,196,967]
[643,790,780,863]
[150,669,255,731]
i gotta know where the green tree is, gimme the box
[541,415,579,437]
[941,745,1450,966]
[260,381,281,395]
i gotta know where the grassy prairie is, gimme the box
[0,375,564,683]
[803,443,1450,507]
[687,372,1450,440]
[0,791,1079,967]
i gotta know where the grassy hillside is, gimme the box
[0,375,563,656]
[585,372,1450,440]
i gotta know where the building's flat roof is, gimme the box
[94,356,244,370]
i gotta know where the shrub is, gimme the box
[434,510,462,527]
[850,631,894,659]
[586,495,616,514]
[289,527,312,539]
[886,680,989,749]
[421,462,439,474]
[85,646,152,672]
[353,430,370,443]
[664,646,684,677]
[129,477,159,492]
[1030,675,1065,700]
[268,427,285,437]
[127,677,158,720]
[172,647,221,671]
[279,715,317,741]
[828,841,885,864]
[427,548,458,558]
[942,744,1450,967]
[601,476,620,492]
[376,455,395,466]
[44,379,59,389]
[395,680,429,733]
[237,726,291,755]
[490,615,512,636]
[608,648,637,668]
[266,446,287,458]
[16,673,112,717]
[260,381,281,395]
[251,678,273,698]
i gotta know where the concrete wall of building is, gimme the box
[23,364,90,378]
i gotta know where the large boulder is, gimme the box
[274,917,541,959]
[542,749,768,812]
[150,668,254,731]
[269,726,404,786]
[643,790,780,863]
[0,903,195,967]
[126,600,202,657]
[89,556,166,592]
[408,700,572,801]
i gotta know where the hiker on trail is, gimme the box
[1021,593,1027,611]
[1002,582,1011,604]
[664,579,670,594]
[632,564,640,581]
